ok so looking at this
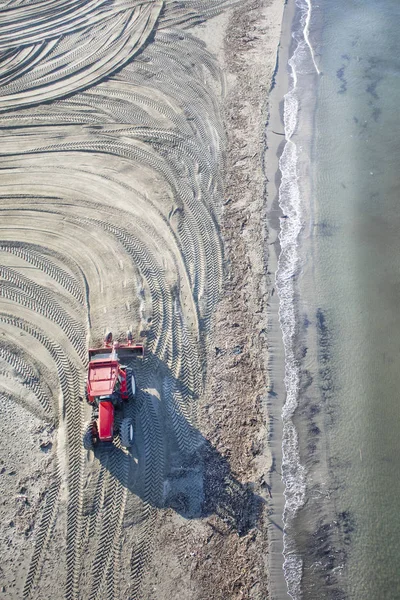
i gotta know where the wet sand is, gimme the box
[264,0,296,597]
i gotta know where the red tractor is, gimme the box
[83,332,143,450]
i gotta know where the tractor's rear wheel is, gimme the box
[120,417,134,448]
[126,368,136,400]
[83,423,94,450]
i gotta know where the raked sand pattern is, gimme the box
[0,1,236,598]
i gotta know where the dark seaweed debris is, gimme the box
[303,510,355,599]
[316,308,336,404]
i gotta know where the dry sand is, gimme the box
[0,0,285,598]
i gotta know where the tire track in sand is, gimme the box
[0,1,235,597]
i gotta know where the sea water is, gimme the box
[276,0,400,598]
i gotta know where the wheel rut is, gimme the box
[0,1,235,597]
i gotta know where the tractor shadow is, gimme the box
[94,352,267,537]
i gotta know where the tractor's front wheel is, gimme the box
[120,418,134,448]
[83,423,94,450]
[126,368,136,400]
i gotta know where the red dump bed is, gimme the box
[88,359,118,397]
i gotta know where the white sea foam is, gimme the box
[304,0,320,75]
[276,0,319,598]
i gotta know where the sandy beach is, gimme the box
[0,1,285,598]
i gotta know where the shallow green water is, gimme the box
[279,1,400,598]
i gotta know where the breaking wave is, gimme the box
[276,0,319,597]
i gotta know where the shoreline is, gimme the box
[266,0,328,597]
[264,1,295,598]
